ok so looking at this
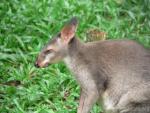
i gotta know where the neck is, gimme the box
[63,37,85,65]
[67,37,84,57]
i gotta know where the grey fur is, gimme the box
[36,18,150,113]
[64,38,150,113]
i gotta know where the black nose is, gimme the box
[34,62,40,68]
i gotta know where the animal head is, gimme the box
[35,17,78,68]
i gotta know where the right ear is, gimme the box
[60,17,78,44]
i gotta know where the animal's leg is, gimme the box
[120,103,150,113]
[77,89,99,113]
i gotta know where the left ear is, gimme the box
[61,17,78,44]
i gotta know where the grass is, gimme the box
[0,0,150,113]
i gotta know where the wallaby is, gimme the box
[35,17,150,113]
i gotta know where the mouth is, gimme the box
[43,62,50,67]
[34,62,51,68]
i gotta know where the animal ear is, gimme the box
[61,17,78,44]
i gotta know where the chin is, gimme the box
[41,64,50,68]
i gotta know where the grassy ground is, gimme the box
[0,0,150,113]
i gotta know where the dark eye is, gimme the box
[57,33,61,38]
[44,49,53,54]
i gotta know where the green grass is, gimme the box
[0,0,150,113]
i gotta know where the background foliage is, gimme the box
[0,0,150,113]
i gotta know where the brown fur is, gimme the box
[35,17,150,113]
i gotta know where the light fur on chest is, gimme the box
[64,57,96,91]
